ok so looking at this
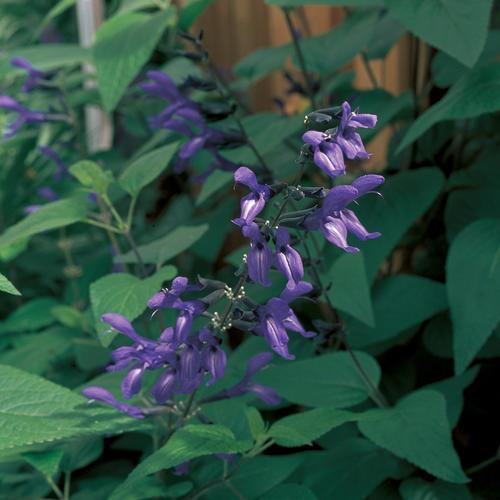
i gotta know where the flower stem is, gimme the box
[282,8,317,109]
[466,447,500,475]
[123,231,147,277]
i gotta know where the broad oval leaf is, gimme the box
[446,219,500,373]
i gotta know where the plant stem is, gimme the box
[123,231,147,277]
[83,218,122,233]
[58,228,82,308]
[360,52,380,88]
[282,8,317,108]
[466,448,500,475]
[63,472,71,500]
[46,476,64,500]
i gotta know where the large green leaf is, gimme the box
[196,170,233,206]
[179,0,214,30]
[300,11,376,74]
[109,425,252,500]
[0,272,20,296]
[90,266,176,346]
[93,9,175,111]
[397,64,500,152]
[447,219,500,373]
[400,478,472,500]
[347,275,448,348]
[300,437,402,500]
[269,407,361,447]
[115,224,208,266]
[0,196,89,249]
[119,142,178,197]
[257,351,381,408]
[0,298,58,335]
[326,252,374,327]
[354,168,445,281]
[0,364,145,456]
[261,484,317,500]
[385,0,493,67]
[365,13,406,60]
[359,390,468,483]
[206,455,304,500]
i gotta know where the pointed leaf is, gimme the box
[0,272,20,296]
[359,390,468,483]
[447,219,500,373]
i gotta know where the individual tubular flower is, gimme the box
[224,352,281,405]
[0,95,47,138]
[274,227,304,286]
[82,387,144,419]
[11,57,45,92]
[255,281,315,360]
[147,276,189,309]
[304,175,384,253]
[232,166,271,227]
[242,223,272,287]
[302,130,345,178]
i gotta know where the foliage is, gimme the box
[0,0,499,498]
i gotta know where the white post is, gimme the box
[76,0,113,152]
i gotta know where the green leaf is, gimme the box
[38,0,77,34]
[207,455,304,499]
[0,272,20,296]
[0,196,89,249]
[359,390,468,483]
[347,275,448,348]
[365,13,406,60]
[424,367,479,427]
[234,44,292,83]
[354,168,445,282]
[397,64,500,153]
[431,31,500,88]
[115,224,208,266]
[0,364,145,455]
[69,160,114,195]
[93,9,175,111]
[245,407,266,441]
[326,252,374,327]
[447,219,500,373]
[90,266,176,346]
[385,0,492,67]
[119,142,178,197]
[196,170,233,206]
[23,449,64,478]
[257,351,381,408]
[269,407,360,447]
[0,45,89,77]
[0,327,77,375]
[300,11,377,74]
[301,437,402,500]
[179,0,214,30]
[0,298,58,335]
[400,478,473,500]
[445,188,500,242]
[261,484,317,500]
[109,425,252,500]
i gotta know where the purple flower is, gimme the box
[302,101,377,177]
[304,175,384,253]
[255,281,315,360]
[232,167,271,227]
[0,95,47,138]
[151,368,178,404]
[148,276,189,309]
[336,101,377,161]
[274,227,304,285]
[303,130,345,178]
[202,344,227,386]
[243,223,272,287]
[37,186,58,202]
[38,146,69,181]
[224,352,281,405]
[11,57,45,92]
[82,387,144,419]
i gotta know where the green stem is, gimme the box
[83,218,122,233]
[46,476,64,500]
[466,449,500,475]
[63,472,71,500]
[282,8,317,108]
[123,231,147,277]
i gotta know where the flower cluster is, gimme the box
[82,277,280,418]
[140,71,242,175]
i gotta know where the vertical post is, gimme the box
[76,0,113,152]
